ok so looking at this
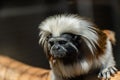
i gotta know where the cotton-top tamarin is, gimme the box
[39,14,117,80]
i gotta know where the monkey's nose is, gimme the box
[53,45,60,50]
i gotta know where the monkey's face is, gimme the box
[48,33,79,59]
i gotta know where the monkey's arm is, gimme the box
[0,55,119,80]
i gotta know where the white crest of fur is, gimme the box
[39,14,99,54]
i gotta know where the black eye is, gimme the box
[58,41,67,44]
[49,41,54,46]
[47,34,52,39]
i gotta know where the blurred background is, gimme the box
[0,0,120,69]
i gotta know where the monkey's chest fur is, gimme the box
[49,56,102,80]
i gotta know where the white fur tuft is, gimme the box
[39,14,99,54]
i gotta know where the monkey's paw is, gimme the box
[98,66,118,80]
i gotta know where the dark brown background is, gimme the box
[0,0,120,69]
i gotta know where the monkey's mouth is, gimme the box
[49,50,67,64]
[50,50,67,59]
[49,50,79,65]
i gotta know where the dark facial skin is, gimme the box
[48,33,83,65]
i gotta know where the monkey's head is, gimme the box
[39,14,106,65]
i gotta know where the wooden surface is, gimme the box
[0,55,119,80]
[110,72,120,80]
[0,56,50,80]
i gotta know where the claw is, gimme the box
[98,66,118,80]
[106,71,110,79]
[112,67,118,73]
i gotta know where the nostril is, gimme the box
[54,45,60,50]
